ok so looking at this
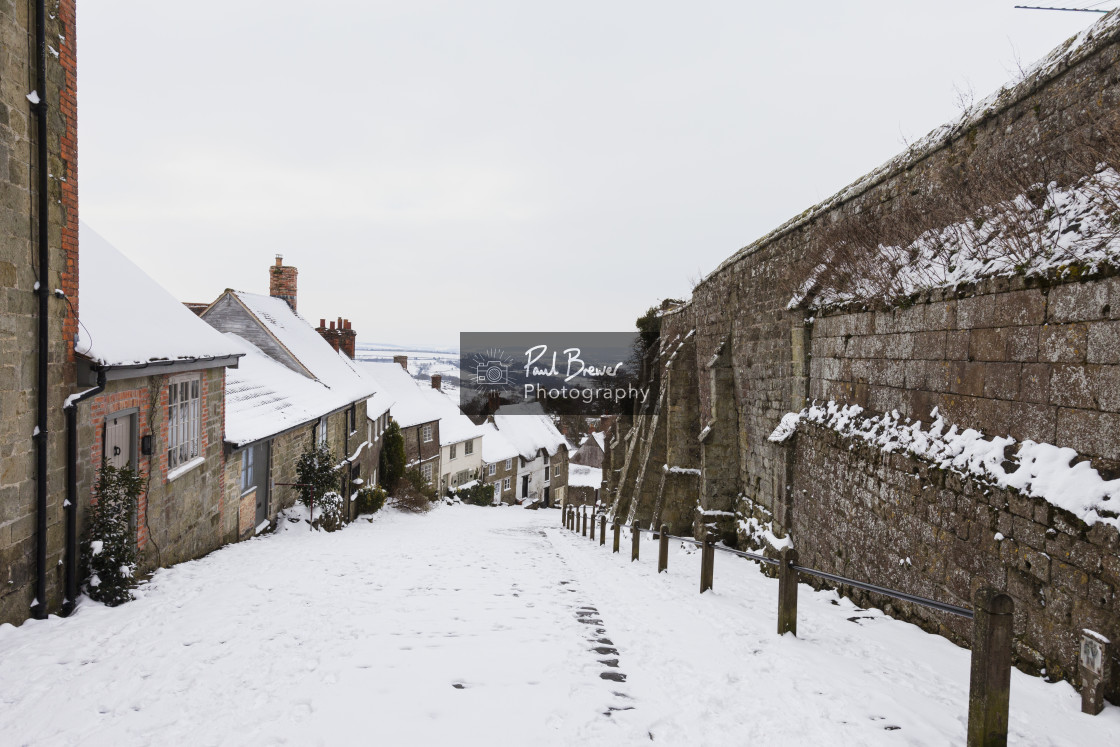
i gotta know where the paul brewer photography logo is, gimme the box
[461,332,648,414]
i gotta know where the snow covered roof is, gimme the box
[493,403,572,461]
[479,422,519,463]
[362,362,440,428]
[421,387,484,447]
[76,223,243,368]
[227,291,376,405]
[578,432,605,453]
[568,464,602,488]
[223,334,361,447]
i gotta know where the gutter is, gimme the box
[31,0,49,620]
[61,370,107,616]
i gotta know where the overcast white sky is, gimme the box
[77,1,1114,348]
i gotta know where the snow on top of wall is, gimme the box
[479,422,520,463]
[493,402,571,461]
[362,361,440,428]
[223,334,358,447]
[698,10,1120,293]
[232,291,375,404]
[790,168,1120,310]
[568,464,603,488]
[772,401,1120,531]
[77,223,242,367]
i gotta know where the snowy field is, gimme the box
[1,506,1118,746]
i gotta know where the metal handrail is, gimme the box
[598,516,971,618]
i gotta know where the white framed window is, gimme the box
[504,458,512,470]
[421,424,432,443]
[544,466,551,484]
[240,448,254,493]
[367,421,372,443]
[421,463,433,482]
[554,464,561,477]
[449,443,457,460]
[347,404,357,435]
[544,454,550,466]
[502,476,510,490]
[168,374,201,470]
[464,439,474,456]
[487,463,496,477]
[317,416,327,446]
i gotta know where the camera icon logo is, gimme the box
[476,360,510,385]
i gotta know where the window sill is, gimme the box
[167,456,204,482]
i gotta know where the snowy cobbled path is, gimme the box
[1,505,1119,746]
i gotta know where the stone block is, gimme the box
[1097,367,1120,413]
[1039,324,1088,363]
[957,294,993,329]
[945,330,970,360]
[970,327,1008,361]
[982,362,1021,400]
[1019,363,1051,404]
[993,290,1047,327]
[1056,408,1120,461]
[925,300,957,330]
[1048,281,1110,324]
[1087,321,1120,364]
[1049,364,1097,409]
[949,362,985,397]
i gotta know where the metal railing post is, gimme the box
[700,532,715,593]
[658,524,669,573]
[631,521,640,561]
[967,588,1014,747]
[612,522,620,553]
[600,516,607,546]
[777,547,799,636]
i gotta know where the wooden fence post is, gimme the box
[658,524,669,573]
[612,522,620,553]
[582,508,588,536]
[967,588,1014,747]
[600,516,607,546]
[568,506,573,530]
[777,547,799,636]
[589,512,595,541]
[700,532,715,593]
[631,521,640,561]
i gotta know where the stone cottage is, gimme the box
[73,224,244,574]
[493,403,570,507]
[201,270,378,528]
[364,360,441,487]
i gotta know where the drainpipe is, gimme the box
[31,0,50,620]
[61,370,106,616]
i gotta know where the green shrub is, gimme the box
[296,442,340,509]
[378,421,406,489]
[83,462,142,606]
[354,485,387,515]
[392,467,436,512]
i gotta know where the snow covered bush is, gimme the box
[354,485,387,515]
[313,491,344,532]
[83,461,141,606]
[451,481,492,506]
[295,442,340,509]
[378,421,406,489]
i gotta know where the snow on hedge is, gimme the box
[568,464,602,488]
[790,168,1120,310]
[771,401,1120,531]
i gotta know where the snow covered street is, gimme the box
[1,505,1118,746]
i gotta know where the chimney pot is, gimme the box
[393,355,408,371]
[431,374,442,390]
[320,318,326,328]
[329,320,335,330]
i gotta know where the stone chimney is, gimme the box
[431,374,442,390]
[393,355,408,370]
[269,255,298,312]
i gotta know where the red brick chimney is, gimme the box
[431,374,442,390]
[316,318,341,352]
[393,355,408,370]
[339,319,357,359]
[269,255,298,312]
